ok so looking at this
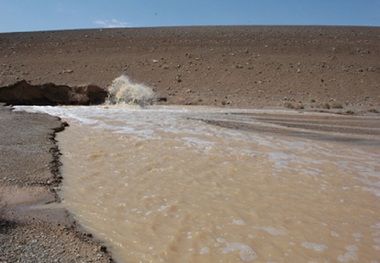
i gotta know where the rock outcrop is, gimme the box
[0,80,107,105]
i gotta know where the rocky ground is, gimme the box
[0,26,379,262]
[0,26,379,111]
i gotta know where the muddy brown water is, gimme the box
[15,106,380,262]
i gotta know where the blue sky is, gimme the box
[1,0,379,33]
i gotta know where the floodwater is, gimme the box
[15,105,380,262]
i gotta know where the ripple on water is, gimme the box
[252,226,287,236]
[301,242,328,252]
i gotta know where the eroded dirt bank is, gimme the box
[0,104,113,262]
[0,80,107,105]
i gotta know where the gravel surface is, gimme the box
[0,104,113,263]
[1,26,379,111]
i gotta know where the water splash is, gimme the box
[106,75,155,106]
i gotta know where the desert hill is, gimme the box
[1,26,379,110]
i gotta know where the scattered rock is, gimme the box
[157,97,167,102]
[61,69,73,74]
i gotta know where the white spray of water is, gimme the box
[106,75,156,106]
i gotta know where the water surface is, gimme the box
[15,105,380,262]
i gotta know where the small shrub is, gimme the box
[284,102,295,109]
[311,98,316,103]
[331,102,343,109]
[295,104,305,110]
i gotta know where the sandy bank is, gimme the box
[0,104,113,262]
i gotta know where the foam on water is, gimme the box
[337,245,359,262]
[106,75,155,106]
[199,246,210,255]
[217,238,257,262]
[233,219,247,226]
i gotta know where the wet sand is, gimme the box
[0,104,113,262]
[201,110,380,146]
[1,26,379,262]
